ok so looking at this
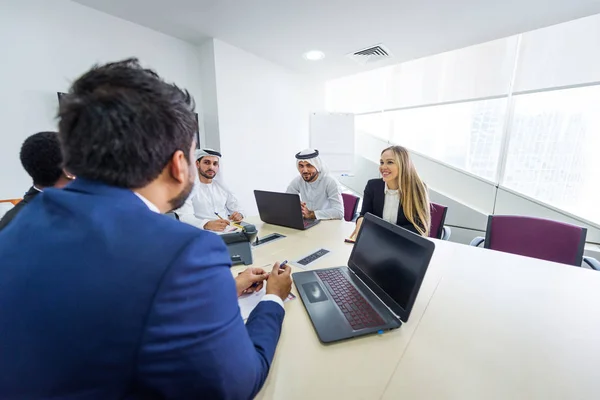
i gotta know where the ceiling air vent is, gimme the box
[347,44,392,65]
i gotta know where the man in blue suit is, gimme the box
[0,59,292,399]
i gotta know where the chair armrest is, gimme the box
[583,256,600,271]
[470,236,485,247]
[441,226,452,241]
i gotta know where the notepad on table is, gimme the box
[238,286,295,321]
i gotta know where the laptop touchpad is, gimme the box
[302,282,328,303]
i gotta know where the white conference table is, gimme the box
[232,217,600,400]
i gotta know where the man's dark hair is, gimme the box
[20,131,64,187]
[58,58,196,188]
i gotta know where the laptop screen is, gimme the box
[348,213,434,320]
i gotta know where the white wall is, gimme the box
[197,39,220,150]
[211,39,325,216]
[0,0,203,198]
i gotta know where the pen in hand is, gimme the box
[278,260,288,271]
[255,260,287,285]
[247,260,288,289]
[214,212,244,230]
[266,260,288,277]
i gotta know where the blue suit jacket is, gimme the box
[0,179,285,399]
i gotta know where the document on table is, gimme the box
[238,286,296,320]
[214,225,239,234]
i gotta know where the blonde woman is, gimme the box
[349,146,430,240]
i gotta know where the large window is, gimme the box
[327,13,600,225]
[503,86,600,224]
[389,99,507,181]
[354,98,507,181]
[355,112,390,142]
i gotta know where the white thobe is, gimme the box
[177,180,244,229]
[286,174,344,220]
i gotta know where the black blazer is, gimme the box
[359,179,419,234]
[0,186,39,232]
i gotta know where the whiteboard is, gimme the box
[309,113,355,172]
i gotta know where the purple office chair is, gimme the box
[430,202,451,240]
[341,193,360,222]
[470,215,600,270]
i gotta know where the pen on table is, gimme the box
[214,212,244,230]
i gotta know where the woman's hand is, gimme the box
[348,217,363,241]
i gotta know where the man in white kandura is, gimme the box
[177,148,245,232]
[286,149,344,220]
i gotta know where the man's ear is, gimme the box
[168,150,188,184]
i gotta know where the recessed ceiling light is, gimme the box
[303,50,325,61]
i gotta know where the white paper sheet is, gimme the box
[238,286,267,320]
[238,286,295,321]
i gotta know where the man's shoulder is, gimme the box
[0,205,19,231]
[290,175,303,184]
[38,189,223,259]
[140,211,224,246]
[22,186,40,202]
[321,175,342,189]
[214,180,236,195]
[0,198,31,231]
[158,219,230,265]
[92,206,229,271]
[287,175,303,188]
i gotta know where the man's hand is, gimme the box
[236,267,269,297]
[266,262,292,301]
[204,219,230,232]
[301,202,316,220]
[229,212,243,222]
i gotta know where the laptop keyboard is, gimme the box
[316,269,385,331]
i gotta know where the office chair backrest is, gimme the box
[485,215,587,266]
[429,202,448,239]
[341,193,360,222]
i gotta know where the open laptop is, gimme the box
[254,190,320,230]
[292,213,435,343]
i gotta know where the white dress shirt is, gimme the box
[286,174,344,220]
[382,185,400,224]
[134,192,160,213]
[176,180,244,230]
[133,191,283,309]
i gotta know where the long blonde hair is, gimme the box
[381,146,431,236]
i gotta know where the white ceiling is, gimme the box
[72,0,600,79]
